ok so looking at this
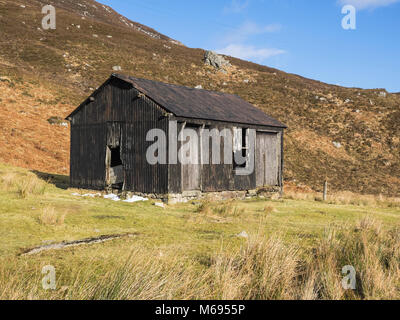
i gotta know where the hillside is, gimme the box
[0,0,399,195]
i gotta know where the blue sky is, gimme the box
[98,0,400,92]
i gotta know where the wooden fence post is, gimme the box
[323,180,328,201]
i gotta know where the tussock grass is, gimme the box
[196,200,245,217]
[38,207,66,226]
[1,217,399,300]
[0,169,47,198]
[0,165,399,300]
[301,216,400,299]
[261,205,276,215]
[284,188,400,208]
[209,235,299,299]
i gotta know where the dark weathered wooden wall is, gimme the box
[169,120,281,193]
[70,78,169,194]
[69,77,284,195]
[70,123,107,189]
[201,124,234,192]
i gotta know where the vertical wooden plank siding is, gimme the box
[201,125,234,192]
[256,132,281,187]
[69,76,284,194]
[181,125,201,191]
[70,78,168,194]
[168,121,183,193]
[70,123,107,189]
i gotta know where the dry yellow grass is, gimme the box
[0,81,71,175]
[1,216,398,300]
[284,187,400,208]
[38,207,66,226]
[0,169,47,198]
[209,235,300,299]
[262,205,276,215]
[196,200,245,217]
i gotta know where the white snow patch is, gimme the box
[72,193,101,198]
[123,195,148,203]
[154,202,165,208]
[72,193,148,203]
[104,194,121,201]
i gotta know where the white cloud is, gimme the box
[338,0,400,10]
[223,21,282,44]
[216,44,286,62]
[223,0,250,14]
[215,20,285,64]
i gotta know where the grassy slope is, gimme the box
[0,0,399,195]
[1,162,399,257]
[1,164,399,299]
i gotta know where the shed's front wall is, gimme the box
[70,78,169,194]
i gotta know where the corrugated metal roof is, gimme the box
[114,74,286,128]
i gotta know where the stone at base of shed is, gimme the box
[108,186,282,204]
[167,186,282,204]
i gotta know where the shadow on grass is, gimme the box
[31,170,70,190]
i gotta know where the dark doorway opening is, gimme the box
[107,146,124,189]
[110,146,122,167]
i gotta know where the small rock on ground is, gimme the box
[237,231,249,238]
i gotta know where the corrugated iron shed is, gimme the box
[68,74,286,128]
[116,74,286,128]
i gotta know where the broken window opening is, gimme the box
[234,128,249,169]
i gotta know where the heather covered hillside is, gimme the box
[0,0,399,195]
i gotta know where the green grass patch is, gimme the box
[0,163,399,299]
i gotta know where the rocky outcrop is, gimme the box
[47,116,69,127]
[204,51,231,71]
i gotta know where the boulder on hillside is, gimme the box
[204,51,231,71]
[48,116,69,127]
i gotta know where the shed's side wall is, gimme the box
[201,124,235,192]
[168,122,184,194]
[169,121,264,193]
[202,125,257,192]
[70,78,169,194]
[255,131,283,188]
